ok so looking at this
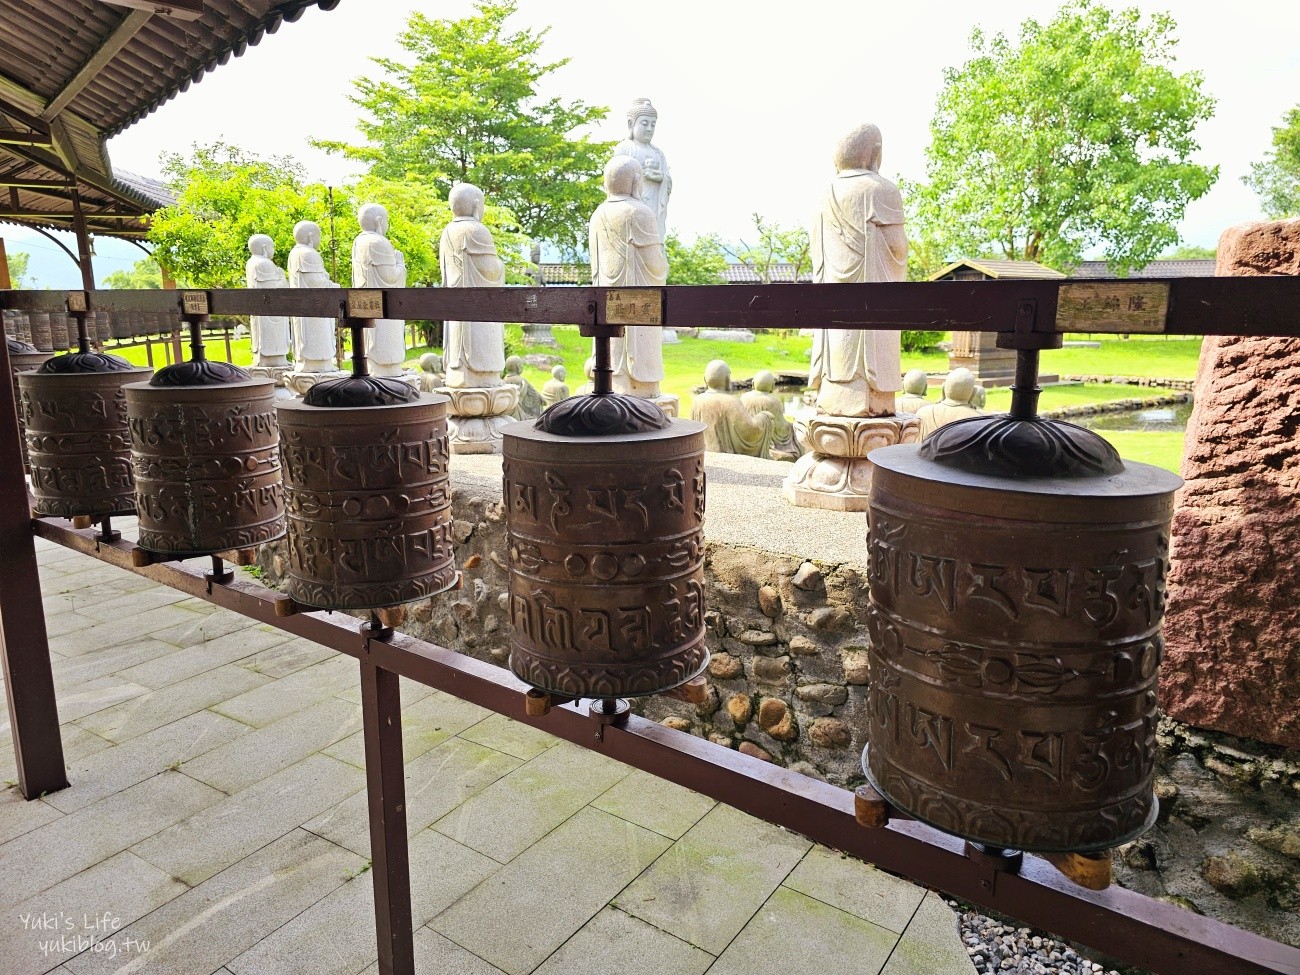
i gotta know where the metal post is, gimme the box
[0,335,67,799]
[360,659,414,975]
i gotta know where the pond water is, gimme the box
[1072,401,1193,433]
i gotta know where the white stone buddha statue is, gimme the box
[439,183,507,389]
[287,220,338,373]
[917,368,984,438]
[351,203,407,377]
[613,97,671,242]
[245,234,291,369]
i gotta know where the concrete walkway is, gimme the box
[0,538,974,975]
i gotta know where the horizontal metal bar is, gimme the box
[31,517,1300,975]
[1,278,1299,336]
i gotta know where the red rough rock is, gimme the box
[1161,218,1300,749]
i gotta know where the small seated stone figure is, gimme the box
[574,356,597,397]
[741,370,802,461]
[971,384,988,411]
[898,368,930,415]
[541,365,570,408]
[504,355,544,419]
[418,352,445,393]
[917,367,983,439]
[691,360,773,457]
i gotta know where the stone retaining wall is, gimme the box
[1042,391,1190,420]
[1058,375,1196,391]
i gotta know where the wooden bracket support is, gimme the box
[1042,850,1113,891]
[70,515,93,529]
[130,547,156,568]
[854,784,891,828]
[273,594,299,618]
[662,674,709,705]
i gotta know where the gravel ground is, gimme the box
[951,903,1131,975]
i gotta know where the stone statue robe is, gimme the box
[245,255,290,364]
[440,216,506,388]
[614,138,671,242]
[589,195,668,396]
[287,243,337,370]
[691,390,773,457]
[809,169,908,416]
[899,391,929,415]
[352,231,406,374]
[741,387,802,461]
[917,398,983,439]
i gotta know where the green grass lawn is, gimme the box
[105,328,1193,473]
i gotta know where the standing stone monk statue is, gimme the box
[287,220,339,374]
[589,156,668,399]
[352,203,407,377]
[808,123,907,416]
[245,234,290,368]
[439,183,506,389]
[613,97,671,242]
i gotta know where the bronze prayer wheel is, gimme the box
[127,378,285,556]
[278,393,456,610]
[93,311,112,346]
[110,312,131,341]
[8,339,53,473]
[503,413,709,699]
[49,312,70,351]
[864,416,1182,853]
[20,361,152,518]
[28,312,52,351]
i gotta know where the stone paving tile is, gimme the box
[228,828,498,975]
[307,736,522,857]
[361,928,505,975]
[591,768,717,840]
[181,697,363,794]
[325,690,492,770]
[457,712,559,761]
[133,753,366,886]
[75,664,271,744]
[148,608,267,649]
[0,786,62,845]
[531,905,714,975]
[210,655,357,728]
[881,891,976,975]
[52,639,179,691]
[434,742,630,863]
[63,829,363,975]
[48,710,250,813]
[707,886,899,975]
[0,723,113,786]
[432,807,672,975]
[0,772,224,910]
[1,676,149,733]
[76,585,193,623]
[48,605,202,657]
[236,639,335,679]
[42,611,102,639]
[614,803,812,954]
[115,625,291,689]
[784,845,927,935]
[0,851,187,975]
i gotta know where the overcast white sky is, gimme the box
[9,0,1300,277]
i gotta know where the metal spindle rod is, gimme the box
[351,321,370,377]
[188,315,208,362]
[75,312,90,355]
[593,332,613,395]
[1009,348,1042,420]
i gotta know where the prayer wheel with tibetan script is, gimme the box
[503,364,709,700]
[8,338,53,473]
[864,404,1182,854]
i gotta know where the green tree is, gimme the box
[1159,244,1216,260]
[5,249,30,287]
[315,1,613,254]
[724,214,811,284]
[665,232,727,285]
[1243,105,1300,219]
[101,257,162,289]
[909,1,1217,276]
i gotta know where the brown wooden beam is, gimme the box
[0,209,144,219]
[0,238,10,289]
[88,0,204,20]
[0,129,53,147]
[41,10,154,122]
[0,177,72,189]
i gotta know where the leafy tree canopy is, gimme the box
[314,1,613,255]
[724,214,811,284]
[1160,244,1216,260]
[5,249,30,287]
[147,142,529,290]
[909,0,1217,276]
[1243,105,1300,219]
[101,257,163,290]
[665,233,727,285]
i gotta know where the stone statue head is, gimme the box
[626,97,658,143]
[449,183,485,221]
[419,352,443,374]
[583,356,596,380]
[754,370,777,393]
[903,368,928,396]
[604,156,644,199]
[833,123,883,173]
[704,359,731,392]
[943,367,978,405]
[248,234,274,259]
[358,202,389,235]
[551,365,567,382]
[504,355,524,377]
[971,384,987,410]
[293,221,321,248]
